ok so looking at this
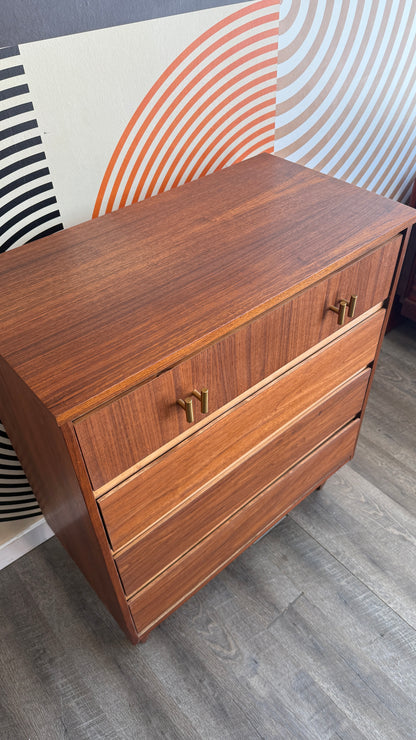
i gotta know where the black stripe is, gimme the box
[27,223,64,242]
[0,439,13,447]
[0,503,40,511]
[0,196,57,237]
[0,136,43,161]
[0,507,41,515]
[0,210,61,252]
[0,182,53,217]
[0,151,46,179]
[0,46,20,60]
[0,167,50,198]
[0,492,31,497]
[0,119,38,142]
[0,84,30,102]
[0,65,24,81]
[0,475,27,481]
[0,102,34,122]
[1,2,244,46]
[0,512,41,521]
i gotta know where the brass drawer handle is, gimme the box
[177,397,194,423]
[348,294,358,318]
[329,295,358,325]
[192,387,209,414]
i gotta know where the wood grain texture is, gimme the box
[0,357,138,644]
[117,373,368,597]
[76,238,396,489]
[0,323,414,740]
[0,154,414,424]
[129,421,360,637]
[0,154,410,648]
[99,313,382,549]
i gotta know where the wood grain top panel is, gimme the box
[0,154,414,423]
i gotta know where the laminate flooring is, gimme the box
[0,321,415,740]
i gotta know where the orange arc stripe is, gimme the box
[166,86,277,192]
[197,122,274,179]
[97,8,277,216]
[185,109,275,185]
[226,134,275,167]
[133,60,276,204]
[109,15,276,213]
[93,0,278,217]
[122,21,278,208]
[145,44,278,198]
[130,51,278,206]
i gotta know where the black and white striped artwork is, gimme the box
[0,424,41,522]
[1,45,63,521]
[0,45,63,252]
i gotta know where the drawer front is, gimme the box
[99,310,383,551]
[117,370,369,597]
[76,237,400,490]
[128,419,360,638]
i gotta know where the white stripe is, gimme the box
[0,487,33,494]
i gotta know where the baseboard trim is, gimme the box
[0,517,53,570]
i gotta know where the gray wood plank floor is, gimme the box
[0,321,415,740]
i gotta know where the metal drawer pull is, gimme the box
[329,294,358,325]
[177,397,194,423]
[192,387,209,414]
[348,294,358,318]
[329,299,348,325]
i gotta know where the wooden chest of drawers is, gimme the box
[0,154,415,643]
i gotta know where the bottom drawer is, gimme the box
[128,418,360,639]
[117,370,369,597]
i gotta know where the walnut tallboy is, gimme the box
[1,155,415,643]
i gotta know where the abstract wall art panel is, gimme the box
[0,0,279,523]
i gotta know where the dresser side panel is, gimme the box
[0,357,138,643]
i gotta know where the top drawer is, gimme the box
[75,236,401,489]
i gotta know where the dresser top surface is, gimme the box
[1,153,415,423]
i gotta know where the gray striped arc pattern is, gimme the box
[275,0,416,205]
